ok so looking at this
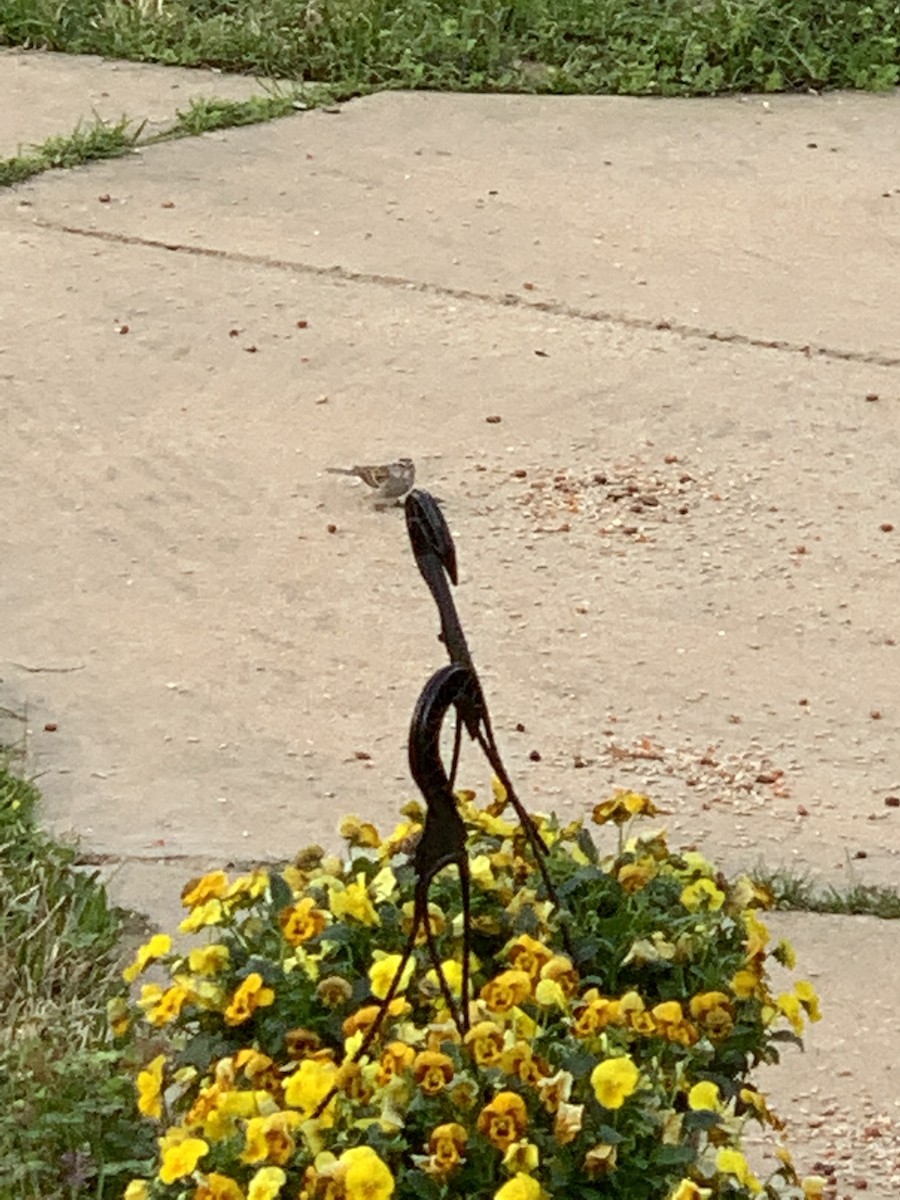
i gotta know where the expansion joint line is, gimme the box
[75,852,284,869]
[36,219,900,369]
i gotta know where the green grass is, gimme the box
[1,0,898,94]
[0,116,142,188]
[0,88,327,188]
[756,865,900,919]
[0,763,154,1199]
[167,89,309,134]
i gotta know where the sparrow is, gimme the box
[326,457,416,503]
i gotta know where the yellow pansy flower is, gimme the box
[493,1173,542,1200]
[553,1101,583,1145]
[369,953,414,1000]
[590,1056,640,1109]
[370,865,397,902]
[506,934,554,981]
[572,995,619,1037]
[687,1081,721,1112]
[214,1057,235,1089]
[426,1123,467,1175]
[107,996,131,1037]
[241,1111,301,1165]
[188,944,230,975]
[617,861,657,892]
[247,1165,286,1200]
[283,1058,340,1117]
[184,1081,224,1136]
[535,1070,572,1114]
[592,791,659,826]
[729,875,774,911]
[743,911,770,960]
[469,853,498,890]
[623,932,677,967]
[716,1148,761,1192]
[509,1006,538,1042]
[501,1041,542,1086]
[339,814,382,848]
[217,1090,278,1130]
[225,869,269,902]
[539,955,579,996]
[122,933,171,983]
[329,875,380,926]
[651,1000,684,1029]
[413,1050,455,1096]
[400,899,446,939]
[123,1183,150,1200]
[730,967,761,999]
[376,1041,416,1086]
[182,871,229,908]
[583,1142,618,1178]
[776,991,804,1034]
[503,1140,539,1173]
[464,1021,506,1067]
[689,992,734,1038]
[424,958,465,997]
[681,878,725,912]
[316,976,353,1007]
[341,997,409,1043]
[477,1092,528,1150]
[224,974,275,1026]
[158,1135,209,1184]
[668,1020,700,1047]
[341,1146,395,1200]
[180,899,225,933]
[679,851,715,878]
[773,937,797,968]
[669,1182,712,1200]
[480,969,532,1013]
[280,897,328,946]
[219,1093,266,1127]
[795,980,822,1021]
[234,1049,273,1078]
[534,978,566,1008]
[281,865,310,896]
[381,819,421,857]
[618,990,655,1034]
[145,983,191,1028]
[195,1174,246,1200]
[137,1054,166,1119]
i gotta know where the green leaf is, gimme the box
[653,1143,696,1166]
[268,871,294,912]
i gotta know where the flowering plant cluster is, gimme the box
[114,787,822,1200]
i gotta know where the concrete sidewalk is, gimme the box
[0,48,275,154]
[2,50,900,1196]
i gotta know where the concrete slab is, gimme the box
[3,69,900,1195]
[752,912,900,1196]
[4,90,899,357]
[2,206,899,892]
[0,49,274,156]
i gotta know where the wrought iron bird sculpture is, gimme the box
[342,662,478,1064]
[314,490,562,1115]
[403,489,560,906]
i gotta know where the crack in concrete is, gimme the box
[75,852,286,868]
[36,218,900,370]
